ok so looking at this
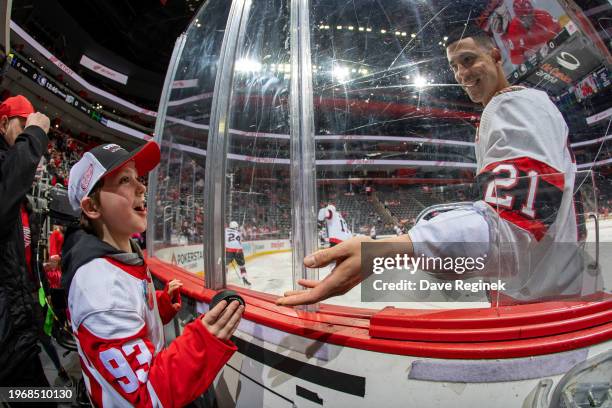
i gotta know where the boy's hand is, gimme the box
[167,279,183,311]
[201,300,244,341]
[167,279,183,297]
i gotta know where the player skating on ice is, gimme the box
[225,221,251,286]
[394,224,404,236]
[317,204,352,247]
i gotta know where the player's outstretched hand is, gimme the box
[201,300,244,341]
[276,236,373,306]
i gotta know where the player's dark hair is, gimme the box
[79,179,105,236]
[445,23,496,51]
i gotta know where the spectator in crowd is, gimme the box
[45,224,64,289]
[0,95,53,391]
[131,231,145,248]
[504,0,561,64]
[37,224,73,387]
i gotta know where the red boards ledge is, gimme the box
[369,297,612,342]
[147,257,612,358]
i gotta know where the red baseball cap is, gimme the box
[68,141,160,211]
[0,95,35,119]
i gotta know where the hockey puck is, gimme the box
[210,290,245,310]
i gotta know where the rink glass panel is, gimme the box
[310,0,482,307]
[224,0,292,293]
[149,0,231,278]
[149,0,611,310]
[307,0,611,308]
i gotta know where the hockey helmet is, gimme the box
[513,0,534,17]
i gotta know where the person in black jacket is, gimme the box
[0,95,51,390]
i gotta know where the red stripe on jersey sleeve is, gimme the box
[480,157,564,189]
[497,209,548,241]
[79,355,103,407]
[478,156,566,241]
[156,289,179,325]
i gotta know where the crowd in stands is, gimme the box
[0,88,108,188]
[595,172,612,218]
[14,110,612,247]
[153,160,612,248]
[40,125,102,187]
[4,77,607,246]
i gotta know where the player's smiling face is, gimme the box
[447,37,503,106]
[97,161,148,239]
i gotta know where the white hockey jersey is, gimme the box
[409,87,585,302]
[225,227,243,252]
[67,256,236,407]
[318,206,351,244]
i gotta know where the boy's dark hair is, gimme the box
[79,179,104,236]
[445,23,496,50]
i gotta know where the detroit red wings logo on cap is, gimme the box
[102,144,123,153]
[80,163,94,192]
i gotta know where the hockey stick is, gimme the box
[229,261,241,281]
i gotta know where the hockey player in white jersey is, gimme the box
[317,204,352,247]
[278,25,586,307]
[225,221,251,286]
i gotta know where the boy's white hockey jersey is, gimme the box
[63,231,236,407]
